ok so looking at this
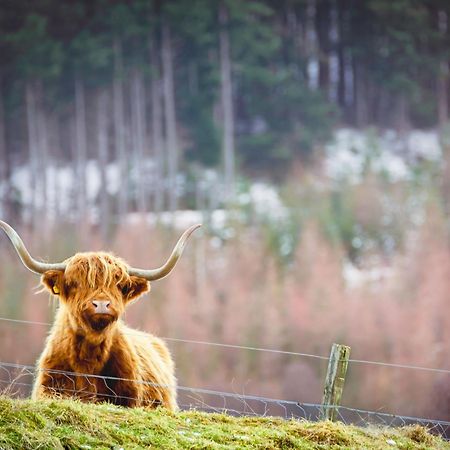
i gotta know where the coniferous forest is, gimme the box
[1,0,450,222]
[1,0,450,424]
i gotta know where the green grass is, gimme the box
[0,397,448,449]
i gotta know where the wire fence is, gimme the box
[1,316,449,374]
[0,315,449,439]
[1,361,449,439]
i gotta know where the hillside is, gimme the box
[0,397,448,450]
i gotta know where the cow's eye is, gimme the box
[119,283,131,297]
[64,281,78,296]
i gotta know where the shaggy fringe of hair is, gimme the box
[65,252,131,288]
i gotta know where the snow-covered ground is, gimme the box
[3,127,442,219]
[324,128,441,183]
[342,260,394,290]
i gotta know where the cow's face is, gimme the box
[41,252,149,334]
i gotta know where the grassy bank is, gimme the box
[0,397,448,449]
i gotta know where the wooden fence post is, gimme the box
[321,343,351,421]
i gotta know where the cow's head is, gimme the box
[41,252,152,333]
[0,221,200,335]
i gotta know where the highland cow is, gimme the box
[0,220,200,410]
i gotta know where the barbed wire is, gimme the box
[1,315,449,374]
[0,361,449,439]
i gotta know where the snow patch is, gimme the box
[237,182,289,222]
[325,128,441,183]
[343,261,394,289]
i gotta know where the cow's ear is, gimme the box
[120,276,150,301]
[41,270,65,296]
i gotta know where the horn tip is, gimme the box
[186,223,202,233]
[189,223,202,234]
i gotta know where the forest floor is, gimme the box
[0,397,448,449]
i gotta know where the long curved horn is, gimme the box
[128,224,201,281]
[0,220,67,274]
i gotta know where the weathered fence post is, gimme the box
[321,343,351,421]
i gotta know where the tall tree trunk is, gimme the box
[437,62,449,127]
[337,0,347,111]
[75,76,89,236]
[316,0,331,96]
[353,60,368,127]
[219,1,236,201]
[306,0,318,89]
[113,38,128,221]
[437,10,448,128]
[161,21,178,213]
[36,81,49,226]
[150,37,165,214]
[48,113,61,223]
[97,89,109,242]
[395,94,409,134]
[376,87,389,128]
[0,77,9,221]
[131,69,147,216]
[26,80,39,225]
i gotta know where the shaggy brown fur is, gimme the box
[33,252,177,410]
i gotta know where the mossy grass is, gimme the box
[0,397,448,449]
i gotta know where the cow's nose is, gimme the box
[92,300,111,314]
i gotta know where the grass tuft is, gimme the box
[0,396,448,449]
[404,424,436,445]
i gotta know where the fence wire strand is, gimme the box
[0,315,449,374]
